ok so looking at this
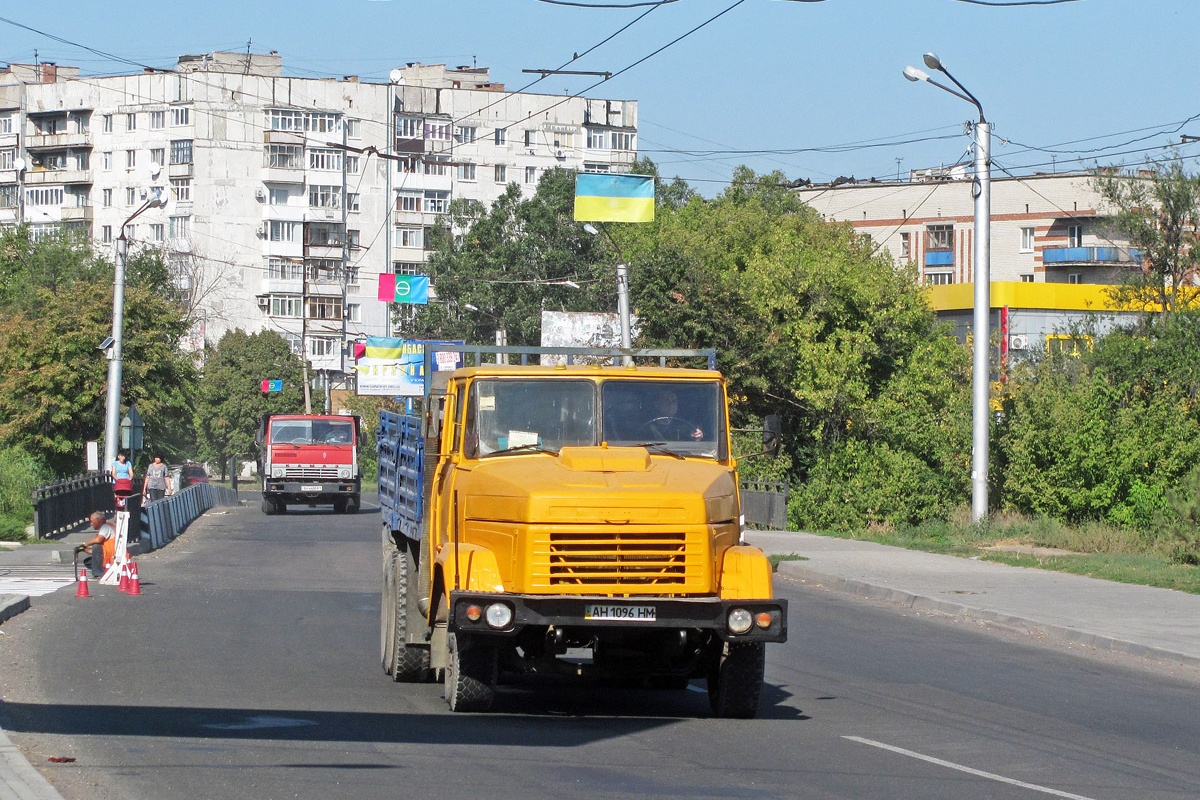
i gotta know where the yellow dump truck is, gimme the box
[378,345,786,717]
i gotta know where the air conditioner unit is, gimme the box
[1010,334,1029,351]
[254,188,266,202]
[257,296,270,310]
[256,223,266,238]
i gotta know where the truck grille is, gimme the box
[283,465,339,480]
[546,531,690,586]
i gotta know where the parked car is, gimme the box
[179,464,209,487]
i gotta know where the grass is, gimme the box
[823,510,1200,595]
[768,553,807,572]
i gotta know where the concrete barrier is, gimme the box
[138,483,239,553]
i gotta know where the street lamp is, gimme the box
[463,303,508,351]
[905,52,992,524]
[582,223,633,364]
[103,188,165,471]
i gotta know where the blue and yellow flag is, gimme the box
[573,173,655,223]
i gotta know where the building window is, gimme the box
[525,166,537,184]
[393,261,422,275]
[395,156,420,174]
[270,295,302,318]
[102,151,112,171]
[1046,334,1091,357]
[900,232,911,258]
[102,188,112,207]
[1021,226,1035,253]
[457,162,477,182]
[125,149,137,169]
[149,223,164,242]
[1068,224,1083,248]
[1068,273,1082,284]
[454,125,477,143]
[126,187,137,205]
[612,131,634,151]
[267,258,304,280]
[925,272,954,286]
[926,224,953,251]
[582,163,610,173]
[171,106,190,126]
[170,140,193,165]
[346,119,361,138]
[423,155,451,176]
[149,110,165,130]
[1021,274,1035,282]
[346,155,359,174]
[347,193,360,213]
[0,185,15,209]
[150,148,165,168]
[347,303,361,323]
[2,148,17,169]
[396,116,422,139]
[126,113,137,131]
[525,130,535,147]
[306,297,343,321]
[25,186,64,206]
[494,164,507,184]
[171,178,192,201]
[268,187,288,205]
[395,226,423,249]
[398,191,421,213]
[169,215,191,240]
[269,220,298,242]
[494,128,507,146]
[423,190,449,214]
[265,144,303,169]
[309,336,340,357]
[347,229,360,250]
[424,121,451,141]
[308,148,343,171]
[101,225,112,243]
[586,128,607,149]
[308,185,342,209]
[102,115,113,133]
[0,114,12,134]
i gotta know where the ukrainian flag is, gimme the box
[573,173,655,223]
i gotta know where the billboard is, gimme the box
[539,310,640,365]
[354,338,463,397]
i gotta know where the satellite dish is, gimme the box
[149,162,161,178]
[13,158,26,172]
[389,68,405,85]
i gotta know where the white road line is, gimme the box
[0,578,74,597]
[844,736,1100,800]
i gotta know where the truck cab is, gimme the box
[257,413,362,514]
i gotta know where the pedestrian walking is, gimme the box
[142,454,172,502]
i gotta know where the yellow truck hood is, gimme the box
[460,446,738,526]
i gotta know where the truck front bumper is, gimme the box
[448,592,787,643]
[263,480,359,498]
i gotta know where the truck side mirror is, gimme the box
[763,414,781,458]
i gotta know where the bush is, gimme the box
[0,446,47,541]
[1159,466,1200,565]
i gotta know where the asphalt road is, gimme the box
[1,499,1197,800]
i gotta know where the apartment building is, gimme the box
[0,52,638,388]
[795,170,1146,354]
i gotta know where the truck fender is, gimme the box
[435,543,506,594]
[718,545,775,600]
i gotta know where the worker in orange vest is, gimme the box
[76,511,117,577]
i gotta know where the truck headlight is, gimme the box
[271,466,286,478]
[485,603,513,629]
[338,466,352,479]
[727,608,753,635]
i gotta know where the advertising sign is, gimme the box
[354,338,463,397]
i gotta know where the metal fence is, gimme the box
[139,483,239,552]
[741,480,789,531]
[32,472,115,538]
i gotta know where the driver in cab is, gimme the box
[646,389,703,441]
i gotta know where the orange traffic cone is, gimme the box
[117,559,131,593]
[127,561,142,596]
[75,568,91,598]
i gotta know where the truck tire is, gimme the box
[390,541,431,682]
[707,641,765,719]
[346,494,360,514]
[444,631,496,712]
[333,498,347,514]
[380,550,398,675]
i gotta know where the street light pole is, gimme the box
[103,190,164,471]
[583,223,633,365]
[904,52,991,523]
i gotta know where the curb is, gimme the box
[0,595,30,626]
[777,561,1200,671]
[0,724,67,800]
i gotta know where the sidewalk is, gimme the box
[0,528,104,624]
[745,530,1200,670]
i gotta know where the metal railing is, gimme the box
[139,483,239,552]
[32,472,114,538]
[741,480,789,531]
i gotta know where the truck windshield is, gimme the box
[270,420,354,445]
[463,378,724,460]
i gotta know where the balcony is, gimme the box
[168,162,194,178]
[25,132,91,150]
[60,206,94,222]
[24,168,92,186]
[1041,246,1143,264]
[924,250,954,266]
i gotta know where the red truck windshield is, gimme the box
[270,419,355,445]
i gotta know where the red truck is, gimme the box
[256,414,362,514]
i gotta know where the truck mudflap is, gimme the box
[448,593,787,643]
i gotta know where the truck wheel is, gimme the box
[333,498,348,514]
[380,550,398,675]
[261,497,277,515]
[707,642,765,719]
[390,541,431,682]
[346,494,360,514]
[444,632,496,712]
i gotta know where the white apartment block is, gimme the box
[795,171,1146,355]
[0,52,638,386]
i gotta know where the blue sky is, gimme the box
[4,1,1199,195]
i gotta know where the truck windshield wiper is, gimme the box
[633,442,687,459]
[487,443,560,457]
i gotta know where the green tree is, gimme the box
[193,330,307,471]
[1093,160,1200,316]
[0,229,196,476]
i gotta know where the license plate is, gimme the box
[300,485,323,492]
[585,604,656,622]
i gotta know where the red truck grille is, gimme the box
[546,531,689,586]
[283,465,340,480]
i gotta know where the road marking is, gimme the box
[844,736,1099,800]
[0,578,74,597]
[204,716,318,731]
